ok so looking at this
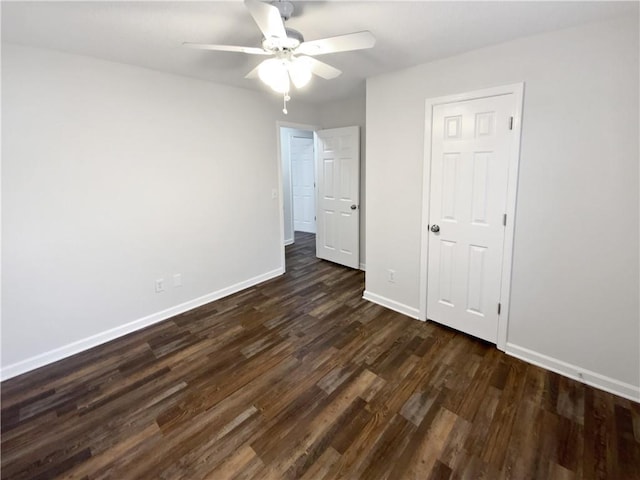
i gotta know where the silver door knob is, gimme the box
[430,224,440,233]
[350,204,357,210]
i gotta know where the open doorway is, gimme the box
[277,122,362,273]
[280,126,316,245]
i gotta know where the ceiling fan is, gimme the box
[183,0,376,113]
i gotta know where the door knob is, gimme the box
[350,204,357,210]
[430,224,440,233]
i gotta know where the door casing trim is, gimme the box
[418,83,525,351]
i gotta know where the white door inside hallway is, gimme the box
[291,135,316,233]
[315,126,360,269]
[426,93,516,343]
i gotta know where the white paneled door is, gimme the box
[315,126,360,269]
[427,94,516,343]
[291,135,316,233]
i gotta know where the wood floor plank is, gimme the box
[202,444,259,480]
[480,360,528,469]
[1,232,638,479]
[402,406,458,479]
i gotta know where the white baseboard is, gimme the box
[362,290,421,320]
[506,343,640,402]
[284,238,294,246]
[359,263,366,271]
[0,267,285,381]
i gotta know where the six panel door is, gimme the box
[315,126,360,269]
[427,94,515,343]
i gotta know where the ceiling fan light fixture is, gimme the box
[184,0,376,112]
[258,58,290,93]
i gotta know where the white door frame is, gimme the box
[276,121,320,272]
[418,83,524,351]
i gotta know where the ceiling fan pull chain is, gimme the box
[282,91,290,114]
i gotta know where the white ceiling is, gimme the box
[2,1,636,103]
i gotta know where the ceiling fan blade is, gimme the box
[297,31,376,56]
[303,56,342,80]
[183,42,269,55]
[244,0,287,39]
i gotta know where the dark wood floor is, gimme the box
[1,232,639,479]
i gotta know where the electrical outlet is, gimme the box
[388,269,396,283]
[155,278,165,293]
[173,273,182,287]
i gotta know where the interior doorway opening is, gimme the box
[276,122,362,274]
[280,126,316,245]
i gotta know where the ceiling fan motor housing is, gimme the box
[262,28,304,52]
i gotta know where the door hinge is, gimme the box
[509,116,514,130]
[503,213,507,226]
[498,303,502,315]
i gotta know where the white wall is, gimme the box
[280,127,314,245]
[365,16,639,399]
[318,88,367,267]
[1,44,320,377]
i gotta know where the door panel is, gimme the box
[427,94,514,343]
[316,126,360,269]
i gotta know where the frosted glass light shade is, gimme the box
[289,57,312,89]
[258,58,290,93]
